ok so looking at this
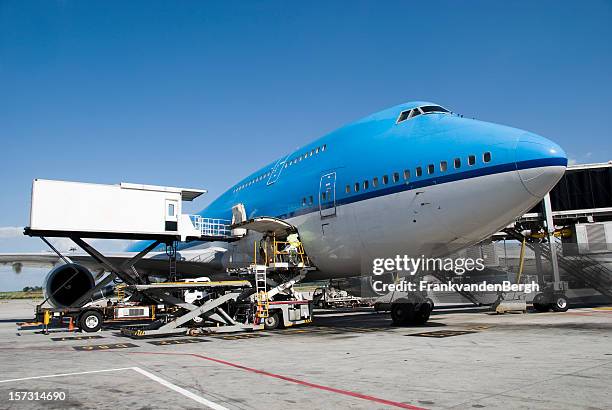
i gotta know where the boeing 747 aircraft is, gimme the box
[1,101,567,322]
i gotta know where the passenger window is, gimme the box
[322,144,327,152]
[321,192,326,200]
[427,164,434,174]
[393,172,400,183]
[372,177,379,187]
[416,167,422,177]
[468,155,476,166]
[302,198,306,206]
[345,185,350,193]
[354,183,360,192]
[440,161,447,172]
[309,196,313,205]
[483,152,491,163]
[382,175,389,184]
[315,147,319,154]
[403,170,410,180]
[454,158,461,169]
[363,180,369,190]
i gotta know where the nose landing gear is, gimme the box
[532,290,569,313]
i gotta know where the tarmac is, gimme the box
[0,299,611,409]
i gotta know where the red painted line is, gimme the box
[129,351,424,409]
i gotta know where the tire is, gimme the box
[391,301,414,326]
[263,312,281,330]
[532,303,550,312]
[551,295,569,312]
[413,303,432,325]
[79,310,103,333]
[425,298,435,310]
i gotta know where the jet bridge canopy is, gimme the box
[231,217,297,237]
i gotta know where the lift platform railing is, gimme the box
[273,240,307,266]
[190,216,232,238]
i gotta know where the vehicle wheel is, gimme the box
[551,295,569,312]
[263,312,281,330]
[425,298,435,310]
[532,303,550,312]
[413,303,432,325]
[79,310,103,333]
[391,302,414,326]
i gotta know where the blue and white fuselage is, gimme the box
[132,101,567,279]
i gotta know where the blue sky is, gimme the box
[1,1,611,290]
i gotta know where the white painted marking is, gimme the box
[0,367,134,383]
[0,367,229,410]
[132,367,229,410]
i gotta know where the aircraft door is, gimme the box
[319,172,336,218]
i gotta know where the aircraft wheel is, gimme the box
[391,301,414,326]
[532,303,550,312]
[79,310,103,333]
[425,298,435,310]
[551,295,569,312]
[413,303,432,325]
[263,312,281,330]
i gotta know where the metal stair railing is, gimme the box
[504,229,612,299]
[428,270,483,306]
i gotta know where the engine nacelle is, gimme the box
[44,263,95,308]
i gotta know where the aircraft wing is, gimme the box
[0,247,227,278]
[0,253,62,270]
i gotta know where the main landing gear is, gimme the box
[390,299,432,326]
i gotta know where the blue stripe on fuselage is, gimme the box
[171,156,565,252]
[277,156,567,219]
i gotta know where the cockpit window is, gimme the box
[397,105,449,123]
[397,110,411,122]
[420,105,449,114]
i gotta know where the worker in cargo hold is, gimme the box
[284,233,301,265]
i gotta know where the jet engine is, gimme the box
[43,263,105,308]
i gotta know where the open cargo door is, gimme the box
[231,217,297,238]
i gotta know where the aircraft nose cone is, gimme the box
[515,133,567,198]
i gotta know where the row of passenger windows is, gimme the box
[233,144,327,193]
[284,144,326,169]
[344,152,492,194]
[234,170,273,192]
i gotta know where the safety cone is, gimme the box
[68,317,75,332]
